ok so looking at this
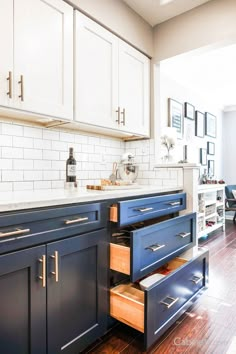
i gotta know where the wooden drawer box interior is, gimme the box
[110,257,187,332]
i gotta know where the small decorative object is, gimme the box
[184,102,195,120]
[200,148,207,165]
[208,160,215,177]
[205,112,216,138]
[207,141,215,155]
[202,169,208,184]
[195,111,205,137]
[183,144,188,162]
[160,127,176,162]
[168,98,183,139]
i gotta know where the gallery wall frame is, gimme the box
[168,98,183,139]
[195,110,205,138]
[208,160,215,176]
[205,112,216,138]
[207,142,215,155]
[200,148,207,165]
[184,102,195,120]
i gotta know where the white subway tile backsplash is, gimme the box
[74,134,88,144]
[52,140,68,151]
[34,138,51,150]
[43,150,59,160]
[24,126,42,139]
[0,182,13,192]
[14,159,33,170]
[52,161,65,171]
[2,170,23,181]
[0,159,13,170]
[52,180,64,189]
[34,160,51,170]
[34,181,52,189]
[43,170,59,180]
[14,181,34,191]
[24,148,42,160]
[13,136,33,148]
[43,130,59,141]
[82,144,94,154]
[60,132,74,143]
[24,171,43,181]
[2,147,23,159]
[0,135,13,146]
[2,123,23,136]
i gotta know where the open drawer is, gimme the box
[110,193,186,227]
[110,213,196,281]
[110,248,209,349]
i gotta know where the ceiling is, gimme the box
[122,0,211,26]
[160,43,236,110]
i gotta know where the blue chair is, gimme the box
[225,185,236,224]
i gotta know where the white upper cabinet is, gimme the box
[118,40,150,137]
[75,11,150,137]
[0,0,73,120]
[75,11,119,129]
[0,1,14,108]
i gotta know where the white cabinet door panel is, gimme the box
[75,12,119,129]
[119,40,150,136]
[14,0,73,120]
[0,0,14,108]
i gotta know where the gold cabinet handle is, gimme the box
[116,106,121,124]
[7,71,12,98]
[145,244,165,252]
[191,275,204,284]
[160,296,179,309]
[0,228,30,238]
[120,108,126,125]
[50,251,59,282]
[65,216,89,225]
[177,232,191,238]
[18,75,24,101]
[38,255,46,288]
[135,207,153,212]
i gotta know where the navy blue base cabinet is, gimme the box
[0,227,107,354]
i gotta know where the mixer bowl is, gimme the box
[117,163,139,183]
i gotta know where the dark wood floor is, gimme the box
[82,221,236,354]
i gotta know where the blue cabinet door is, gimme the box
[0,245,46,354]
[47,229,108,354]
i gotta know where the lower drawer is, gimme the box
[110,248,209,349]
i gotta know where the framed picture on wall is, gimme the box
[168,98,183,139]
[208,160,215,177]
[184,102,195,120]
[200,148,207,165]
[207,142,215,155]
[205,112,216,138]
[195,111,205,138]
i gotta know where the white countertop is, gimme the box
[0,186,183,212]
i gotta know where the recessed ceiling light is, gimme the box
[160,0,174,5]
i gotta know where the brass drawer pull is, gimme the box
[116,106,121,124]
[160,296,179,309]
[50,251,59,282]
[0,228,30,238]
[146,244,165,252]
[135,207,154,212]
[18,74,24,101]
[38,255,46,288]
[121,108,126,126]
[7,71,12,98]
[167,201,181,206]
[177,232,191,238]
[191,275,204,284]
[65,217,89,225]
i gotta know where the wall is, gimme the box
[70,0,153,57]
[222,110,236,184]
[155,72,224,179]
[153,0,236,61]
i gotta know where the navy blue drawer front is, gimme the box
[0,203,106,254]
[145,249,209,349]
[130,213,196,282]
[116,193,186,227]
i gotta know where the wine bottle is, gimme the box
[66,147,76,183]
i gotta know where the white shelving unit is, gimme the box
[197,184,225,239]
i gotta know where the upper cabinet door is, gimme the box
[14,0,73,120]
[0,0,14,108]
[75,11,119,129]
[118,40,150,137]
